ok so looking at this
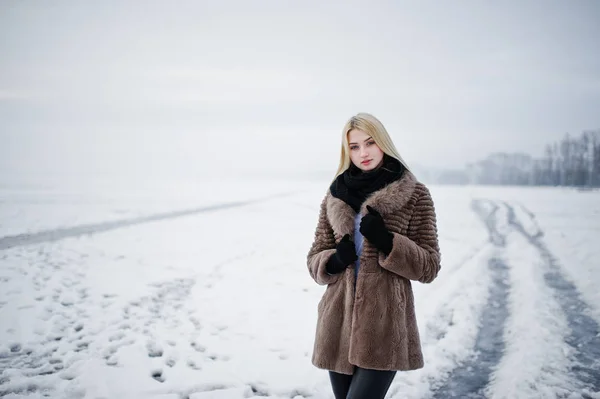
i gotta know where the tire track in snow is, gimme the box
[471,199,507,247]
[416,201,496,349]
[0,192,294,250]
[505,202,600,392]
[431,200,510,398]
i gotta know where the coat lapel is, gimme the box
[325,171,418,237]
[360,170,418,216]
[326,194,355,238]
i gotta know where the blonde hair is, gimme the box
[333,112,411,180]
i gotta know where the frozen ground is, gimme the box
[1,176,599,399]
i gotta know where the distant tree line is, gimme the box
[463,129,600,187]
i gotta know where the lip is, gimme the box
[361,160,372,165]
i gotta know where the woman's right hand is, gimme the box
[326,234,358,274]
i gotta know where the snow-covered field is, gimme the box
[1,177,599,399]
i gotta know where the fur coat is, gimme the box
[307,170,441,374]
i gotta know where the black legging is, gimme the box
[329,366,396,399]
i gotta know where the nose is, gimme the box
[360,146,369,157]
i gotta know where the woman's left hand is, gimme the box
[359,205,393,255]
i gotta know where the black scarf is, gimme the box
[330,154,406,213]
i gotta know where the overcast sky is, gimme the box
[1,0,599,180]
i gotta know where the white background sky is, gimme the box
[1,0,599,179]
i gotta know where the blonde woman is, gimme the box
[307,113,441,398]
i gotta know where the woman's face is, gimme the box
[347,129,385,172]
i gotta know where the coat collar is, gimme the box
[326,170,418,237]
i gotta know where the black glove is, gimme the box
[326,234,358,274]
[359,205,393,255]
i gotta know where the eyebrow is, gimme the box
[349,137,373,145]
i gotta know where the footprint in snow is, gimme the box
[151,369,165,383]
[103,344,119,359]
[248,383,270,396]
[208,353,230,361]
[147,342,163,358]
[119,322,132,331]
[9,343,21,353]
[108,332,125,342]
[74,341,89,352]
[187,359,202,370]
[106,357,118,367]
[60,370,77,381]
[190,342,206,353]
[61,298,75,307]
[189,316,202,330]
[165,357,176,367]
[37,366,57,376]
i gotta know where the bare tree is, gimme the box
[463,129,600,188]
[592,130,600,187]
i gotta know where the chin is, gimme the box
[359,164,376,172]
[353,158,382,171]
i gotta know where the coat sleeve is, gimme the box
[307,195,342,285]
[378,186,441,283]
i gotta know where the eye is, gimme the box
[350,145,359,150]
[366,140,375,146]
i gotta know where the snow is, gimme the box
[1,178,599,398]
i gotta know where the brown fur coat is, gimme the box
[307,171,441,374]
